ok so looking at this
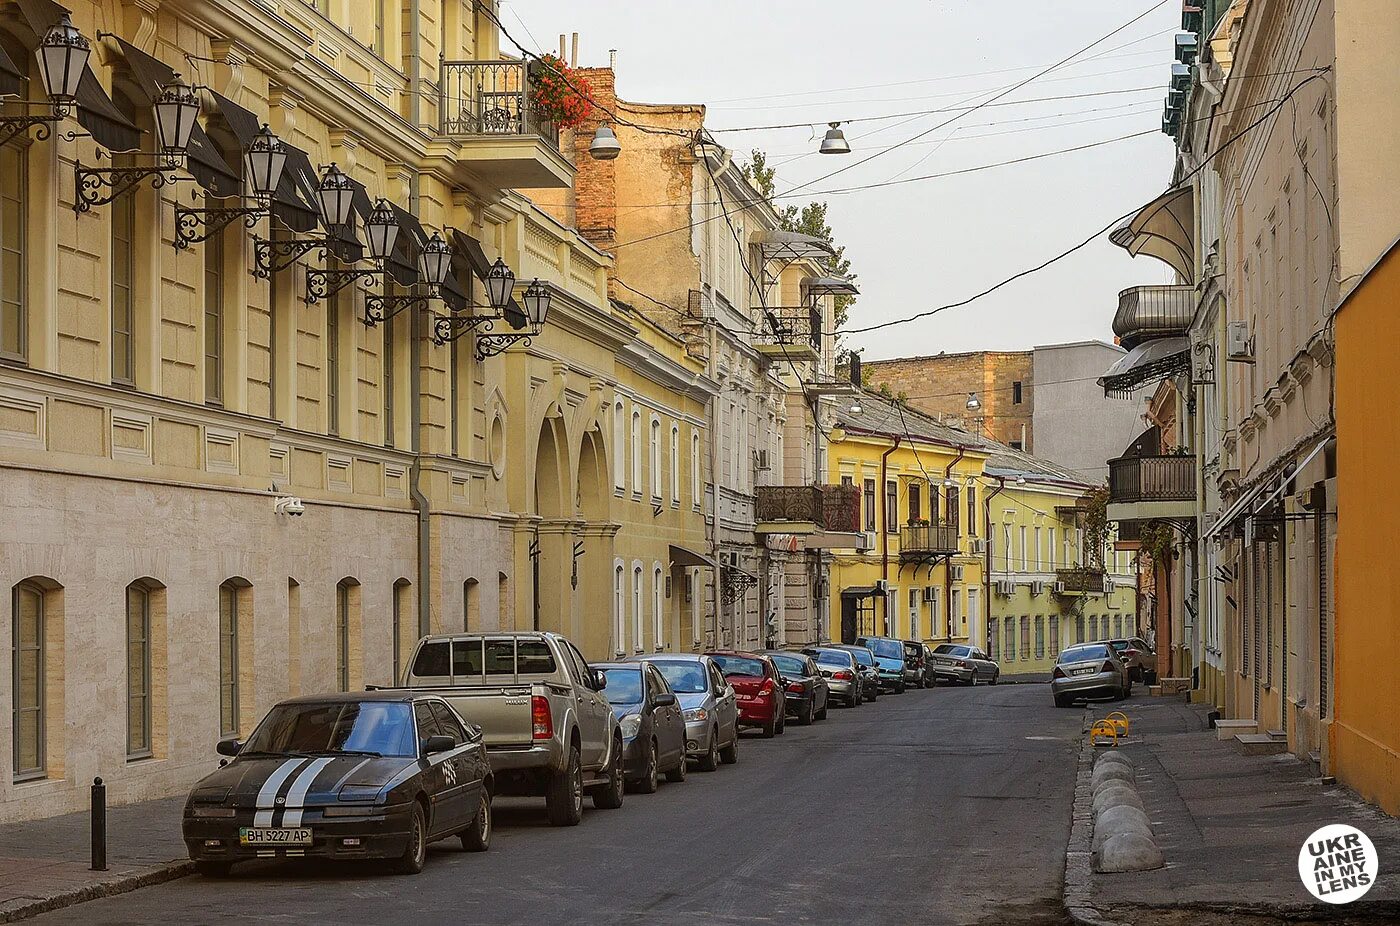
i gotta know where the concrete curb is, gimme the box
[1064,709,1129,926]
[0,859,193,924]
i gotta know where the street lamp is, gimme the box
[521,278,552,327]
[365,198,399,262]
[316,162,355,228]
[173,123,288,248]
[153,74,200,156]
[589,124,622,160]
[0,14,90,147]
[848,397,863,416]
[484,257,515,311]
[819,122,851,155]
[419,232,453,292]
[966,392,981,411]
[244,125,288,200]
[473,278,554,360]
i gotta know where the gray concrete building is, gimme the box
[1031,340,1148,483]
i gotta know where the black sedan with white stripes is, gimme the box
[182,692,491,876]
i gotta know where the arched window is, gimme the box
[126,581,152,758]
[12,581,48,779]
[670,425,680,505]
[691,430,701,510]
[0,126,29,364]
[217,580,245,737]
[394,579,414,684]
[613,562,625,656]
[649,417,662,500]
[630,409,642,492]
[612,400,626,491]
[336,579,361,692]
[653,564,665,651]
[631,565,644,654]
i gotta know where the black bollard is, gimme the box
[90,777,107,872]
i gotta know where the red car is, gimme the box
[706,650,786,737]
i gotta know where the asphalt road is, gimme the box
[32,683,1083,926]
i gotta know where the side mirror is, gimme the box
[215,738,241,757]
[422,734,456,755]
[592,669,607,691]
[655,691,676,707]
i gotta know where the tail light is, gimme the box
[1053,666,1066,679]
[833,670,854,681]
[955,659,967,667]
[759,679,774,696]
[785,681,803,694]
[1102,661,1116,674]
[531,695,552,740]
[1124,649,1139,657]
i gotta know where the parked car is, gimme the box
[855,636,909,692]
[708,650,786,737]
[1051,642,1131,707]
[764,650,829,724]
[397,632,624,826]
[1105,637,1157,684]
[802,647,863,707]
[625,653,740,770]
[183,692,491,877]
[902,640,928,688]
[596,662,688,793]
[927,643,1000,685]
[827,644,881,702]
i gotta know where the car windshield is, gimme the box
[845,648,875,667]
[769,654,807,676]
[599,667,643,704]
[933,644,970,657]
[1108,640,1130,652]
[652,661,708,693]
[711,655,766,678]
[1060,644,1111,663]
[813,650,851,668]
[866,639,904,659]
[242,701,416,758]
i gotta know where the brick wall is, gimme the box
[863,352,1033,448]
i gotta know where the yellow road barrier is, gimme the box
[1105,711,1130,736]
[1090,719,1120,746]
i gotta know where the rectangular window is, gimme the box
[1004,616,1016,662]
[946,486,960,535]
[950,589,961,634]
[1076,615,1085,644]
[908,588,920,640]
[126,585,151,758]
[12,584,44,779]
[373,0,387,54]
[1020,615,1030,660]
[1020,526,1028,570]
[1049,527,1057,571]
[864,479,876,532]
[111,191,135,385]
[1012,381,1023,404]
[908,482,921,522]
[337,583,351,692]
[218,585,239,737]
[966,587,979,636]
[966,486,977,536]
[383,306,395,446]
[0,145,27,363]
[884,480,898,533]
[1049,615,1060,656]
[1035,527,1043,571]
[204,223,224,405]
[1035,616,1045,659]
[326,295,340,435]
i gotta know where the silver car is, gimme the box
[625,654,740,771]
[1051,642,1130,707]
[801,647,863,707]
[928,643,1000,685]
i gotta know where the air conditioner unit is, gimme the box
[859,531,877,552]
[755,449,770,471]
[950,565,965,582]
[1053,581,1067,595]
[1227,320,1254,362]
[970,538,987,555]
[1030,580,1046,597]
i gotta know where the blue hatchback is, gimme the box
[856,637,908,693]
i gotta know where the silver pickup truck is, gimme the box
[388,632,624,826]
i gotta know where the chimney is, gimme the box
[571,66,619,252]
[570,33,578,67]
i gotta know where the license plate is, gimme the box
[1073,667,1097,676]
[239,827,312,847]
[937,658,954,665]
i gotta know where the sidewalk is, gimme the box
[0,796,190,923]
[1071,695,1400,925]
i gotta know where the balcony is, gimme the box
[1107,453,1196,522]
[438,60,574,189]
[899,523,959,560]
[1055,567,1107,596]
[755,484,859,536]
[1113,284,1194,349]
[754,307,822,362]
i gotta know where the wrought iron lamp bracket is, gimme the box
[253,237,329,278]
[307,266,382,304]
[474,330,536,362]
[431,311,496,346]
[74,156,183,214]
[721,567,757,606]
[0,100,75,149]
[363,291,434,328]
[174,202,265,250]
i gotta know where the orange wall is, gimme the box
[1333,238,1400,815]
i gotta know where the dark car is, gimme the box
[183,692,491,877]
[828,644,881,701]
[764,650,829,725]
[803,646,863,707]
[855,636,908,693]
[707,650,786,737]
[596,661,688,793]
[902,640,928,688]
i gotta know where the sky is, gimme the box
[505,0,1182,361]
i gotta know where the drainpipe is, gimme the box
[943,446,966,641]
[409,278,431,639]
[984,476,1006,652]
[408,0,421,129]
[708,324,723,649]
[879,437,901,637]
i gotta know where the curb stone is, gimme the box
[0,860,193,924]
[1064,708,1130,926]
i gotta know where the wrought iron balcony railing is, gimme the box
[755,483,859,532]
[900,524,959,557]
[1055,567,1107,594]
[1112,284,1194,349]
[1108,454,1196,504]
[755,306,822,350]
[439,60,560,147]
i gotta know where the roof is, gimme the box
[280,691,423,704]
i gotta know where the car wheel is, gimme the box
[665,750,688,783]
[776,708,786,735]
[868,687,878,702]
[546,744,584,826]
[194,860,233,878]
[392,802,428,874]
[460,791,491,852]
[1146,670,1158,685]
[697,730,720,772]
[761,714,776,738]
[633,738,659,794]
[990,672,999,686]
[1053,694,1072,708]
[719,729,739,765]
[592,737,626,809]
[815,699,828,720]
[798,699,814,725]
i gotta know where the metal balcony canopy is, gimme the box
[669,544,717,569]
[111,38,239,197]
[0,43,25,98]
[800,275,859,297]
[1098,336,1189,398]
[1110,186,1194,279]
[840,585,880,599]
[16,0,142,151]
[759,230,835,262]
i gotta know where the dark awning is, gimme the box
[385,201,422,288]
[840,585,880,599]
[1097,337,1190,398]
[451,229,526,328]
[208,90,319,235]
[16,0,141,151]
[111,38,238,197]
[0,43,25,98]
[669,544,716,569]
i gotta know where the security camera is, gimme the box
[274,496,306,517]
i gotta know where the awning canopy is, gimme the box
[800,275,859,297]
[759,229,835,262]
[208,90,321,234]
[669,544,716,569]
[840,585,880,599]
[805,531,866,550]
[0,43,25,98]
[16,0,141,151]
[451,229,527,328]
[1098,336,1190,398]
[111,38,239,197]
[1110,186,1195,279]
[1203,479,1269,542]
